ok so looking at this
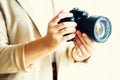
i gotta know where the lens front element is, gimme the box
[94,16,112,43]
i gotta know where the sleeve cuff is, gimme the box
[14,43,33,72]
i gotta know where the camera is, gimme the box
[58,8,112,43]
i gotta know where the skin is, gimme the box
[24,10,94,65]
[73,31,94,62]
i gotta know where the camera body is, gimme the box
[58,8,112,43]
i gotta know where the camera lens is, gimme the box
[94,16,112,43]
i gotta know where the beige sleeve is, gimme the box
[0,11,32,74]
[0,43,32,73]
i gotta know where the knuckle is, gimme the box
[63,28,68,32]
[60,22,66,26]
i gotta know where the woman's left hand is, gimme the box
[72,30,94,62]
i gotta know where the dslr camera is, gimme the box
[58,8,112,43]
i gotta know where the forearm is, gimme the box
[24,37,56,65]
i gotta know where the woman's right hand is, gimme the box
[44,10,77,50]
[25,11,77,65]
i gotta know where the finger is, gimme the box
[58,27,76,36]
[81,33,94,54]
[73,41,83,61]
[57,22,77,30]
[76,31,93,55]
[62,33,75,41]
[49,10,73,25]
[82,33,94,48]
[74,35,89,57]
[74,39,83,57]
[73,40,90,62]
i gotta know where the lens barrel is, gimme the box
[76,16,112,43]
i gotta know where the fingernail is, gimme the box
[76,30,81,34]
[82,33,87,37]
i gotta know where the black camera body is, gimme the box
[58,8,112,43]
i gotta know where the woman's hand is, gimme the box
[72,30,94,62]
[44,10,77,50]
[25,11,77,65]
